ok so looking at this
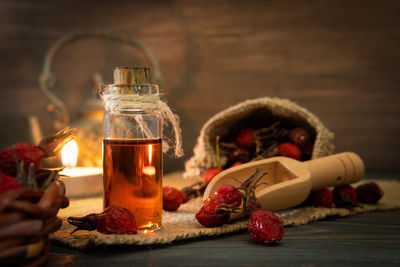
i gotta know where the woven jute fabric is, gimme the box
[51,179,400,249]
[183,97,335,179]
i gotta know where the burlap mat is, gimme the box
[51,178,400,249]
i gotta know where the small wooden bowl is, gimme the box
[0,181,69,267]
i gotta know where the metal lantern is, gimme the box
[36,31,163,167]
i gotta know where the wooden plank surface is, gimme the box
[48,210,400,266]
[0,0,399,173]
[47,172,400,266]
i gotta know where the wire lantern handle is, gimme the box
[38,30,164,130]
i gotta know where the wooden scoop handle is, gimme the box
[305,152,364,190]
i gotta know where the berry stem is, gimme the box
[27,163,38,189]
[67,214,97,234]
[254,122,288,141]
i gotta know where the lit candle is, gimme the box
[60,139,103,197]
[143,143,156,176]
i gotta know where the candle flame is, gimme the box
[61,139,78,168]
[148,144,152,164]
[143,165,156,176]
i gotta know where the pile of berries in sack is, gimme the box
[184,97,336,181]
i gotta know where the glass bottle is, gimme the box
[102,67,163,232]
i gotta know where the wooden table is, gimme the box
[48,173,400,266]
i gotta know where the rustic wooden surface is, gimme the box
[48,210,400,266]
[0,0,399,173]
[47,172,399,266]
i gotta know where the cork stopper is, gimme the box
[113,67,151,85]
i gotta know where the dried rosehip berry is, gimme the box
[195,185,242,228]
[311,188,333,207]
[0,174,21,195]
[203,167,223,183]
[248,209,284,244]
[68,205,138,234]
[333,185,358,209]
[231,162,242,168]
[356,182,384,204]
[163,186,185,211]
[0,143,44,177]
[278,142,302,160]
[195,197,232,227]
[97,206,137,234]
[289,127,310,147]
[228,148,251,164]
[236,128,255,148]
[215,184,243,207]
[196,170,266,227]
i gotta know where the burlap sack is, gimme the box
[184,97,335,179]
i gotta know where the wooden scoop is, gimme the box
[203,152,364,211]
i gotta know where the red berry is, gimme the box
[215,184,242,207]
[195,184,243,227]
[196,170,268,227]
[236,128,255,148]
[68,205,138,234]
[163,186,185,211]
[334,185,357,202]
[203,167,223,183]
[0,174,21,195]
[356,182,384,204]
[311,188,333,207]
[333,185,358,208]
[278,142,302,160]
[228,148,251,164]
[195,197,227,227]
[97,206,138,234]
[248,209,284,244]
[0,143,44,177]
[289,127,310,147]
[231,162,242,167]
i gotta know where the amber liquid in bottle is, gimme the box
[103,138,162,232]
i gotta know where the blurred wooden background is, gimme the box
[0,0,399,173]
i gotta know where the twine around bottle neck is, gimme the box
[102,93,162,111]
[100,84,183,157]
